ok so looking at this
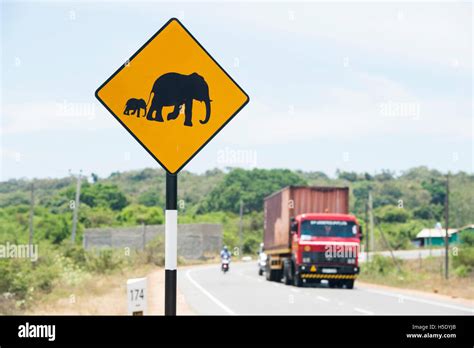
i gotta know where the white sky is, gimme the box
[1,1,472,180]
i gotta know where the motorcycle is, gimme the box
[221,257,230,274]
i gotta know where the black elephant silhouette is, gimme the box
[145,72,211,127]
[124,98,147,117]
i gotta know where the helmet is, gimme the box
[223,245,228,251]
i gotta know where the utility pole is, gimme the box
[368,191,375,256]
[239,200,243,257]
[71,170,82,243]
[377,224,402,273]
[28,182,35,248]
[365,199,369,262]
[444,173,450,280]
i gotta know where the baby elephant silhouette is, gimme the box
[124,98,147,117]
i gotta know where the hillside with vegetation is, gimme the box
[1,166,473,311]
[1,166,472,251]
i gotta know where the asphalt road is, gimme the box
[178,262,473,315]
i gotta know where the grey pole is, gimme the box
[365,200,369,262]
[368,191,375,255]
[165,173,177,316]
[28,182,35,248]
[71,170,82,243]
[239,200,243,257]
[444,173,450,279]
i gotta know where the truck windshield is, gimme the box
[300,220,357,238]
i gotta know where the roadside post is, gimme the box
[95,18,249,315]
[444,173,449,280]
[165,173,177,315]
[127,277,147,315]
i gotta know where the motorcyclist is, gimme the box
[220,246,232,261]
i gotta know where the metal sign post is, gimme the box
[95,18,249,317]
[165,173,177,316]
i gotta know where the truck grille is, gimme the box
[302,251,355,265]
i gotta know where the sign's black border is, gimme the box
[94,18,250,174]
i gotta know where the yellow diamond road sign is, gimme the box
[95,18,249,174]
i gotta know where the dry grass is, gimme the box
[28,265,194,315]
[359,256,474,300]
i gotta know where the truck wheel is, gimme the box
[293,273,303,287]
[265,258,273,281]
[265,265,272,281]
[274,270,282,282]
[345,280,354,289]
[282,261,291,285]
[265,264,279,282]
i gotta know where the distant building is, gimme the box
[415,228,459,247]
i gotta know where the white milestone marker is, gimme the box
[127,277,147,316]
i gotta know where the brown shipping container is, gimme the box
[263,186,349,251]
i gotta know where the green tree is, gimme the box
[138,190,164,207]
[336,170,359,182]
[198,168,306,213]
[35,214,70,244]
[80,183,128,211]
[91,173,99,183]
[421,178,446,205]
[117,205,164,225]
[79,206,117,228]
[375,205,410,223]
[374,169,395,182]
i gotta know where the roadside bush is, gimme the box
[460,230,474,246]
[453,247,474,270]
[141,236,165,266]
[453,265,471,278]
[32,263,60,292]
[0,294,16,314]
[379,220,425,250]
[35,213,70,244]
[243,235,260,254]
[0,242,62,305]
[85,249,124,274]
[362,255,400,276]
[63,243,87,265]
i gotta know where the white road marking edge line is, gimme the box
[362,288,473,313]
[354,307,374,315]
[185,269,236,315]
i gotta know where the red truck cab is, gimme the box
[290,213,361,288]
